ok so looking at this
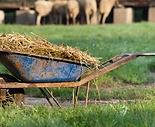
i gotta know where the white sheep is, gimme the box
[83,0,97,24]
[0,10,5,24]
[99,0,123,24]
[66,0,80,24]
[35,0,53,25]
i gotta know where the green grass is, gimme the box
[1,23,155,84]
[1,102,155,127]
[1,23,155,127]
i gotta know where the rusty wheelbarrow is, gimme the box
[0,50,155,107]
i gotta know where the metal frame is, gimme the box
[1,53,155,89]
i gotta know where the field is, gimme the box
[1,23,155,126]
[1,23,155,84]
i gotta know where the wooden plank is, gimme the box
[0,3,21,9]
[120,0,150,7]
[0,3,34,9]
[0,82,80,88]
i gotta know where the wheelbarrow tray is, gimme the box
[0,51,87,83]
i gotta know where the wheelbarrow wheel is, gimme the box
[0,88,25,106]
[8,88,25,106]
[0,74,25,106]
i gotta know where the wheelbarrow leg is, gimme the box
[85,82,90,107]
[39,88,53,107]
[73,86,80,107]
[72,88,75,105]
[44,88,62,108]
[39,88,62,108]
[93,80,101,101]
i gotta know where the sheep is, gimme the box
[66,0,80,24]
[99,0,123,24]
[35,0,53,25]
[51,0,67,24]
[83,0,97,24]
[0,10,5,24]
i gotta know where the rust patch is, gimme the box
[31,59,56,78]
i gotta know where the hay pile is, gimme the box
[0,33,100,67]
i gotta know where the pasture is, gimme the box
[1,23,155,127]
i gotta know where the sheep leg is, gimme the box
[86,14,90,24]
[98,13,102,24]
[36,15,42,25]
[66,13,69,25]
[73,17,76,24]
[60,15,63,24]
[102,12,110,24]
[58,15,62,24]
[91,13,97,24]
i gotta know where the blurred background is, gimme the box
[0,0,155,25]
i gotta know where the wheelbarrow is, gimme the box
[0,50,155,107]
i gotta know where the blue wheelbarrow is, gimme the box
[0,51,87,83]
[0,50,155,107]
[0,50,87,107]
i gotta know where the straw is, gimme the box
[0,33,100,67]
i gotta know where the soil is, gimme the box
[24,96,143,107]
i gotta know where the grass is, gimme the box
[1,23,155,127]
[1,102,155,127]
[0,23,155,84]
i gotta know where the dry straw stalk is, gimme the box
[0,33,100,67]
